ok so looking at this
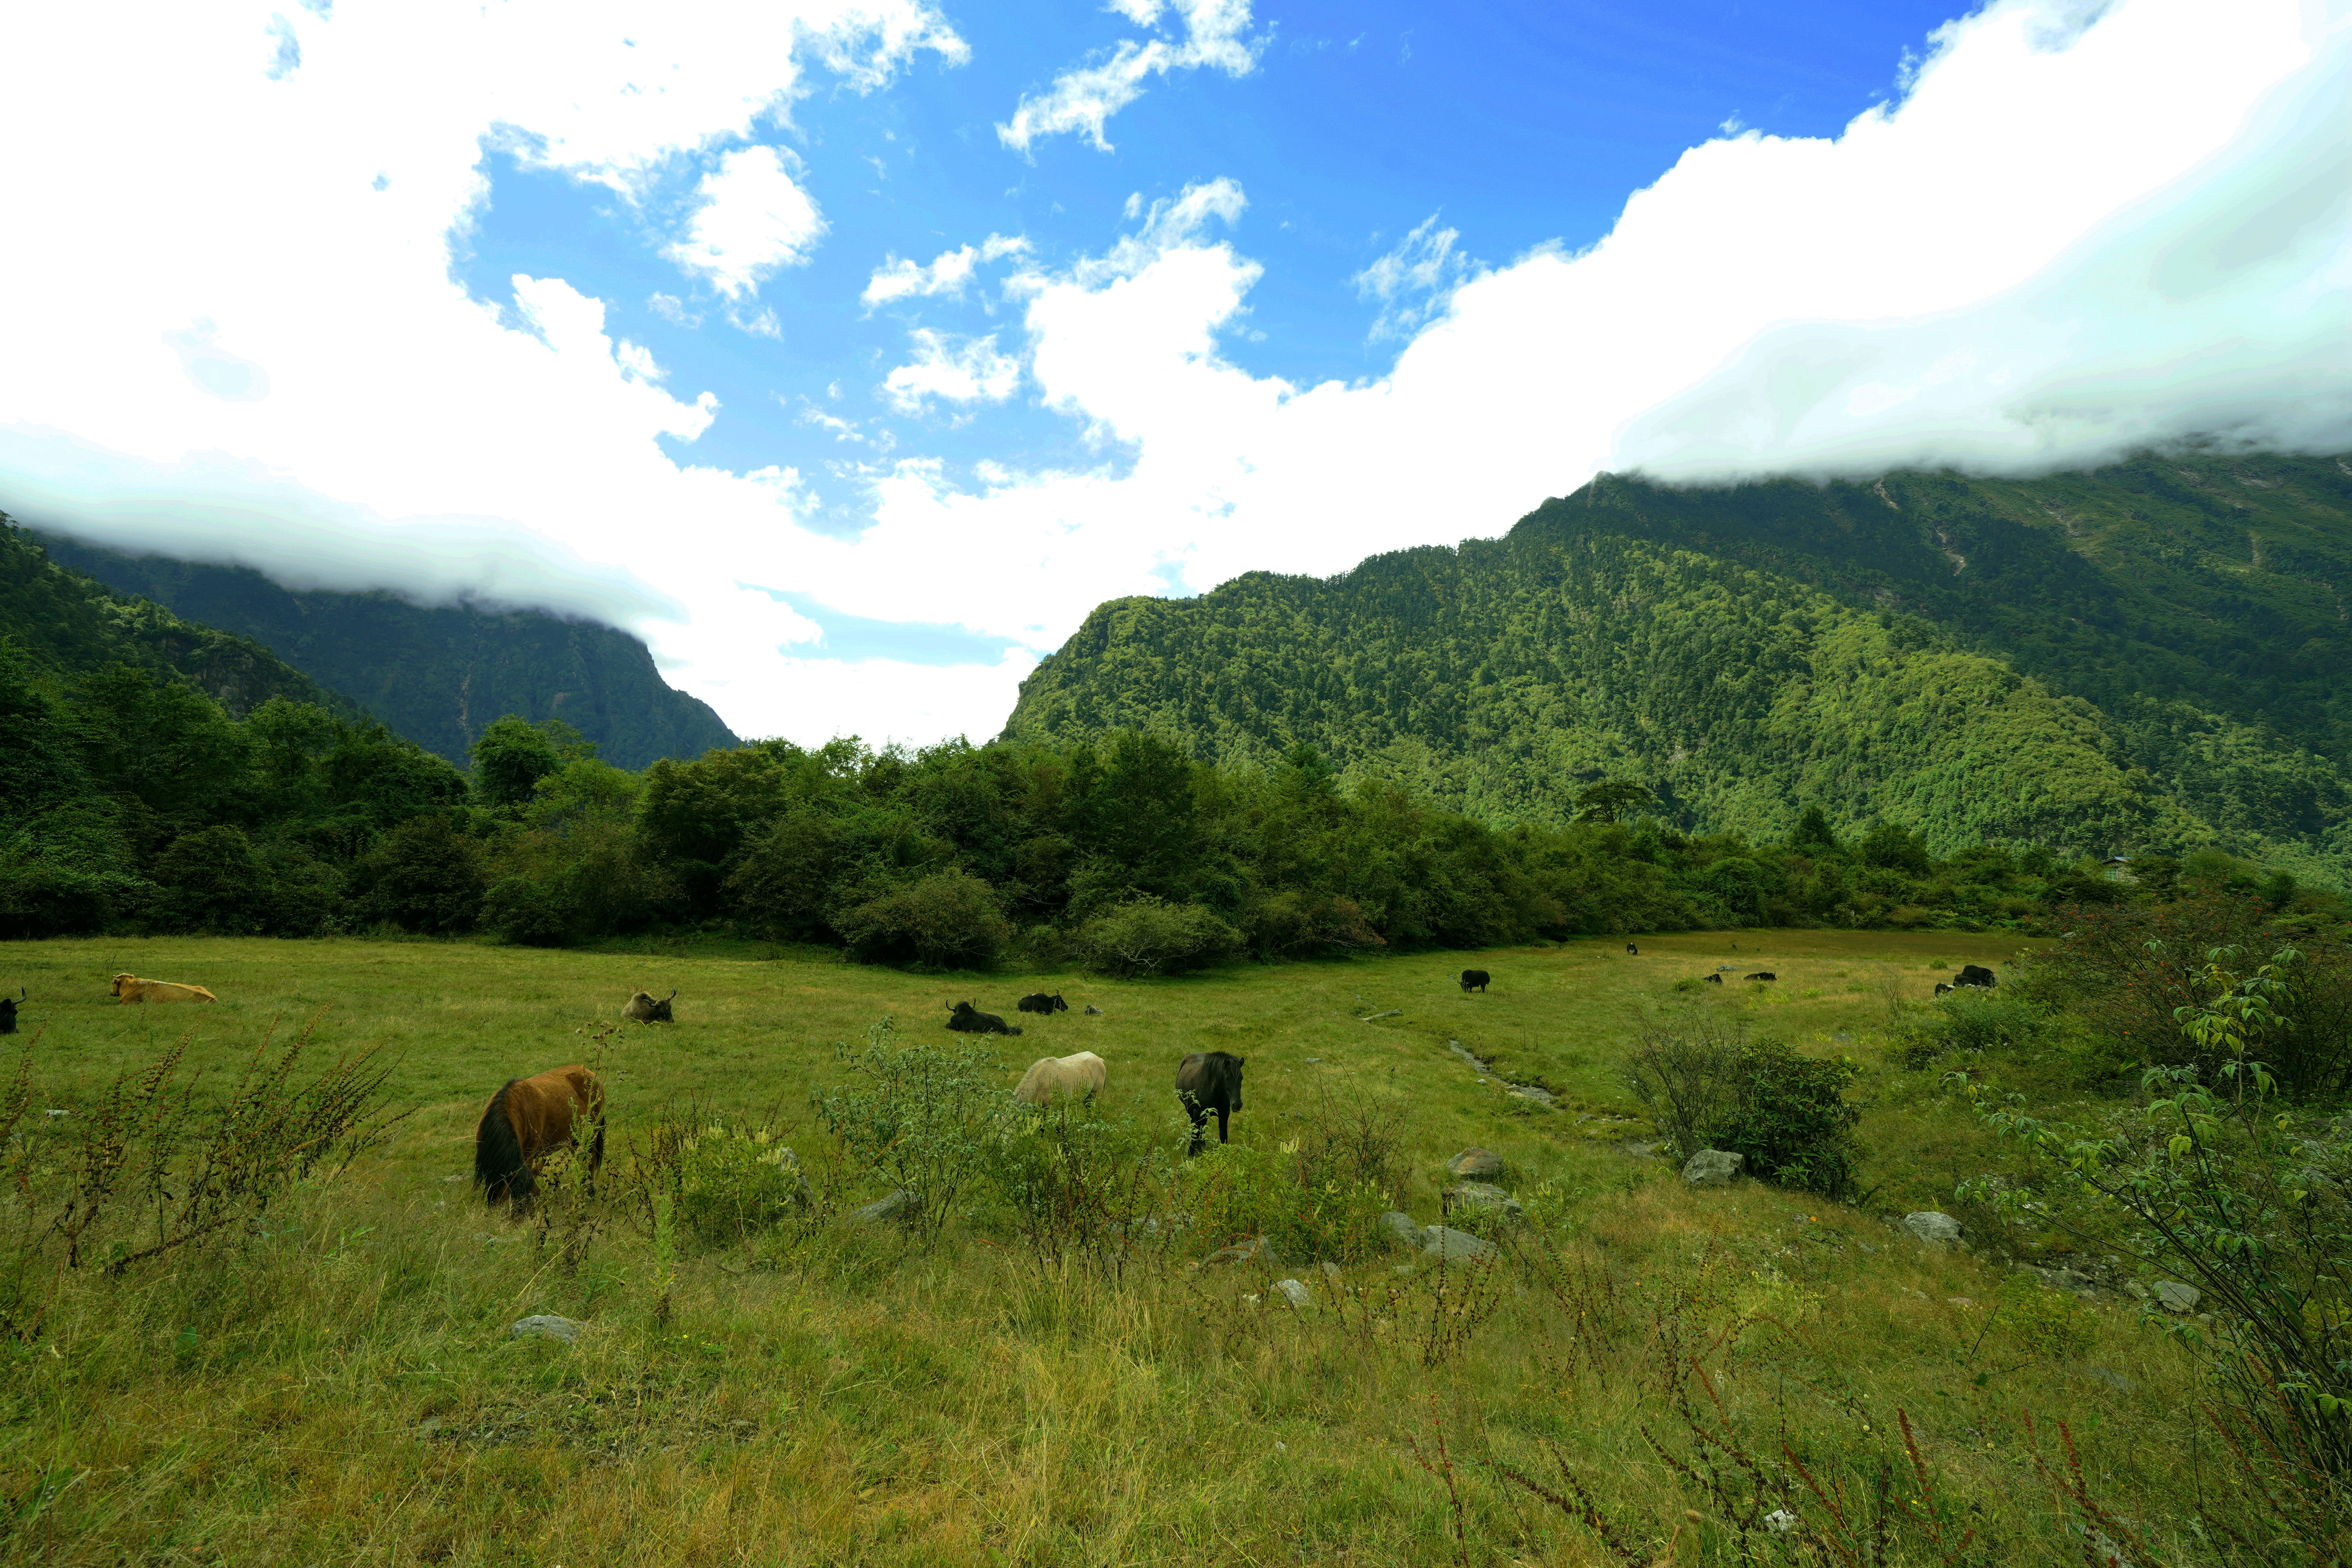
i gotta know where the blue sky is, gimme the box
[0,0,2342,743]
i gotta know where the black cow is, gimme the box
[1705,973,1723,985]
[1626,943,1639,955]
[1016,992,1069,1015]
[1176,1050,1245,1155]
[0,988,20,1034]
[1744,972,1777,982]
[1955,964,1997,990]
[1934,982,1953,996]
[945,1000,1023,1036]
[1459,969,1491,992]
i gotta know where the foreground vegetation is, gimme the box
[3,926,2345,1564]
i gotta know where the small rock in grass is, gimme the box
[1202,1235,1273,1266]
[1273,1278,1314,1310]
[1447,1182,1526,1223]
[851,1190,917,1225]
[1903,1211,1963,1246]
[1083,1004,1103,1015]
[1422,1226,1493,1263]
[511,1315,583,1344]
[1379,1211,1423,1252]
[2154,1280,2201,1313]
[1445,1147,1504,1179]
[1682,1149,1744,1187]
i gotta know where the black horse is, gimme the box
[1016,992,1069,1015]
[946,1000,1023,1035]
[1459,969,1490,992]
[1176,1051,1245,1155]
[0,988,20,1034]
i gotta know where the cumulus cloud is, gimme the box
[882,331,1023,412]
[664,144,826,299]
[998,0,1261,153]
[862,234,1029,307]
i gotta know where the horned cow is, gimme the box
[111,973,216,1004]
[621,989,677,1023]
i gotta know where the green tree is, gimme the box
[153,824,272,933]
[1573,780,1653,824]
[350,813,487,934]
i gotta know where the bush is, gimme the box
[152,824,273,933]
[483,876,572,946]
[989,1098,1166,1266]
[812,1018,1003,1245]
[675,1125,808,1245]
[1887,989,2058,1071]
[1078,896,1243,978]
[1177,1141,1393,1265]
[1622,1011,1748,1158]
[1705,1040,1861,1196]
[835,869,1012,969]
[350,813,486,935]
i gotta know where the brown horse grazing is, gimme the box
[474,1065,605,1210]
[1176,1050,1245,1156]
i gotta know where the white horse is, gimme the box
[1014,1051,1107,1105]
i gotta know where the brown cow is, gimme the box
[111,973,216,1004]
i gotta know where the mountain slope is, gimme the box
[33,533,739,770]
[1003,452,2352,886]
[0,517,357,720]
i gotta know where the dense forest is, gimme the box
[32,528,738,770]
[1007,452,2352,891]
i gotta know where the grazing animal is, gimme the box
[1459,969,1491,992]
[1705,973,1724,985]
[1955,964,1997,989]
[945,1000,1023,1036]
[1626,943,1639,955]
[111,973,216,1004]
[474,1064,605,1210]
[1176,1051,1246,1154]
[1744,972,1777,982]
[1934,982,1953,996]
[1015,1051,1107,1105]
[1083,1004,1104,1016]
[621,989,677,1023]
[0,988,20,1034]
[1016,992,1070,1016]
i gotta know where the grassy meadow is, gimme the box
[0,932,2244,1565]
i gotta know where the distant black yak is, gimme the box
[1955,964,1997,989]
[1626,943,1639,955]
[1459,970,1491,992]
[0,988,20,1034]
[1744,972,1777,982]
[1705,973,1723,985]
[1016,992,1069,1015]
[946,1000,1022,1036]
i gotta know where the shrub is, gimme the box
[1705,1040,1861,1196]
[1887,989,2057,1071]
[812,1018,1002,1245]
[675,1125,808,1246]
[1621,1011,1747,1158]
[350,813,486,935]
[1178,1141,1392,1265]
[483,876,572,946]
[835,869,1012,969]
[989,1098,1167,1268]
[153,824,273,933]
[1078,896,1243,978]
[1994,1276,2098,1360]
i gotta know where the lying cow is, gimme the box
[1016,992,1069,1015]
[621,989,677,1023]
[111,973,216,1004]
[1744,972,1777,982]
[0,988,21,1034]
[945,1000,1022,1036]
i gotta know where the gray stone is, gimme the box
[1318,1259,1344,1284]
[851,1190,917,1225]
[1447,1182,1526,1223]
[2031,1265,2097,1294]
[1682,1149,1744,1187]
[511,1315,583,1344]
[1379,1211,1424,1252]
[1903,1211,1963,1246]
[1618,1140,1662,1158]
[1507,1085,1557,1107]
[2154,1280,2201,1313]
[1303,1057,1322,1064]
[1445,1147,1504,1179]
[1422,1226,1495,1263]
[1272,1278,1314,1310]
[1201,1235,1273,1267]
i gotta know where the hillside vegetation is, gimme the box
[1004,452,2352,888]
[31,528,739,770]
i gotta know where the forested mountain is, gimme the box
[0,518,356,721]
[1004,452,2352,889]
[33,530,738,770]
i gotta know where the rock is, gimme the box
[1303,1057,1322,1064]
[2154,1280,2201,1313]
[1272,1278,1314,1310]
[1764,1509,1798,1535]
[1201,1235,1274,1267]
[1379,1211,1424,1252]
[1682,1149,1744,1187]
[1903,1211,1963,1246]
[1447,1182,1526,1223]
[2030,1265,2096,1294]
[511,1315,583,1344]
[1618,1140,1661,1158]
[1318,1259,1344,1285]
[1422,1226,1494,1263]
[1506,1085,1556,1107]
[1445,1147,1504,1179]
[851,1190,917,1226]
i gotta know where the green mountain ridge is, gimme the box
[29,530,739,771]
[1004,452,2352,888]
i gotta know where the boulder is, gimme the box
[1379,1211,1424,1252]
[1447,1182,1526,1223]
[1445,1147,1504,1179]
[511,1314,583,1344]
[1272,1278,1314,1310]
[1422,1226,1494,1263]
[1903,1211,1963,1246]
[2154,1280,2201,1314]
[1682,1149,1744,1187]
[851,1190,917,1226]
[1201,1235,1274,1267]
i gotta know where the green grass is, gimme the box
[0,932,2252,1566]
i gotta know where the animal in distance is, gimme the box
[0,988,20,1034]
[1626,943,1639,955]
[1705,973,1724,985]
[474,1064,605,1210]
[621,989,676,1022]
[1459,969,1491,992]
[1953,964,1997,989]
[111,973,216,1004]
[1744,972,1777,982]
[946,1000,1022,1035]
[1015,1051,1107,1104]
[1176,1051,1246,1154]
[1016,992,1070,1015]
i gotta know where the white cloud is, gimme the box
[664,144,826,299]
[861,234,1029,307]
[882,330,1023,412]
[998,0,1261,153]
[646,292,702,327]
[1354,214,1470,341]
